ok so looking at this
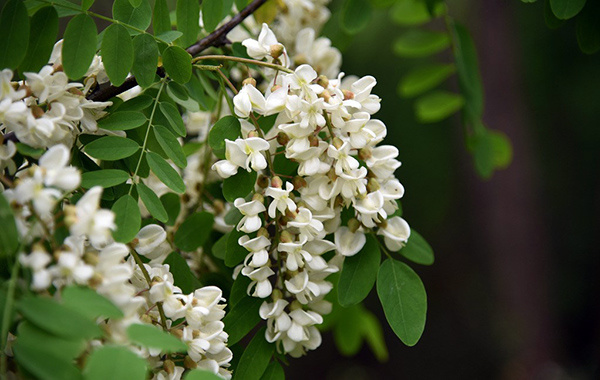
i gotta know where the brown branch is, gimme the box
[88,0,268,102]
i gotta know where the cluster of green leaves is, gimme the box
[10,286,191,379]
[522,0,600,54]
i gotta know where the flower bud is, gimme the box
[348,218,361,233]
[270,44,284,59]
[31,105,44,119]
[271,84,282,92]
[292,176,307,190]
[377,219,388,229]
[83,251,99,266]
[242,77,257,87]
[272,289,283,301]
[279,230,294,243]
[140,314,153,324]
[317,75,329,88]
[163,360,175,374]
[52,64,63,73]
[293,54,307,66]
[248,130,259,138]
[327,168,337,182]
[358,147,372,161]
[257,175,270,188]
[271,176,283,188]
[171,329,183,339]
[342,89,355,100]
[290,300,303,311]
[257,227,270,238]
[332,137,344,150]
[252,193,264,203]
[367,178,380,192]
[319,89,331,102]
[184,356,198,369]
[308,135,319,147]
[277,131,290,146]
[285,208,297,219]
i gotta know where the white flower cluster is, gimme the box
[0,43,112,149]
[208,23,411,357]
[8,146,232,379]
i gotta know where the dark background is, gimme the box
[288,0,600,379]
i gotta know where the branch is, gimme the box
[88,0,268,102]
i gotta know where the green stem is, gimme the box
[129,80,166,195]
[192,55,294,74]
[129,248,169,331]
[372,232,393,259]
[323,111,335,140]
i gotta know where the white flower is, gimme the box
[38,144,81,192]
[287,207,324,241]
[241,266,275,298]
[239,234,271,267]
[68,186,115,247]
[265,182,296,218]
[334,227,366,257]
[212,137,270,178]
[0,69,25,101]
[378,216,410,251]
[233,84,266,117]
[242,23,284,61]
[353,191,386,228]
[233,198,265,233]
[328,141,359,174]
[134,224,171,263]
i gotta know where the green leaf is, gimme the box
[153,0,171,36]
[235,0,251,12]
[117,95,154,112]
[544,0,565,29]
[471,130,494,178]
[377,259,427,346]
[111,194,141,243]
[223,296,262,345]
[211,233,229,260]
[129,0,143,7]
[137,182,168,222]
[398,64,456,98]
[360,308,389,362]
[414,90,464,123]
[393,29,450,58]
[177,0,201,45]
[223,169,257,202]
[185,370,223,380]
[16,143,44,158]
[159,102,186,137]
[154,125,187,168]
[17,296,102,340]
[489,130,513,169]
[84,136,140,161]
[233,327,274,380]
[333,305,363,356]
[391,0,443,26]
[0,193,19,258]
[224,206,243,226]
[340,0,373,34]
[162,45,192,84]
[81,169,130,188]
[20,6,58,73]
[451,22,484,122]
[338,235,380,307]
[225,229,247,267]
[126,324,187,353]
[164,252,202,293]
[550,0,586,19]
[83,346,148,380]
[576,7,600,54]
[13,333,82,380]
[229,272,251,307]
[112,0,152,34]
[208,116,241,159]
[132,33,159,88]
[253,0,278,24]
[62,286,124,319]
[160,192,181,226]
[146,151,186,193]
[259,361,285,380]
[82,0,96,10]
[101,24,134,86]
[62,14,97,79]
[399,229,434,265]
[17,322,86,362]
[98,111,147,131]
[202,0,230,33]
[174,212,215,251]
[157,31,184,44]
[0,0,30,70]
